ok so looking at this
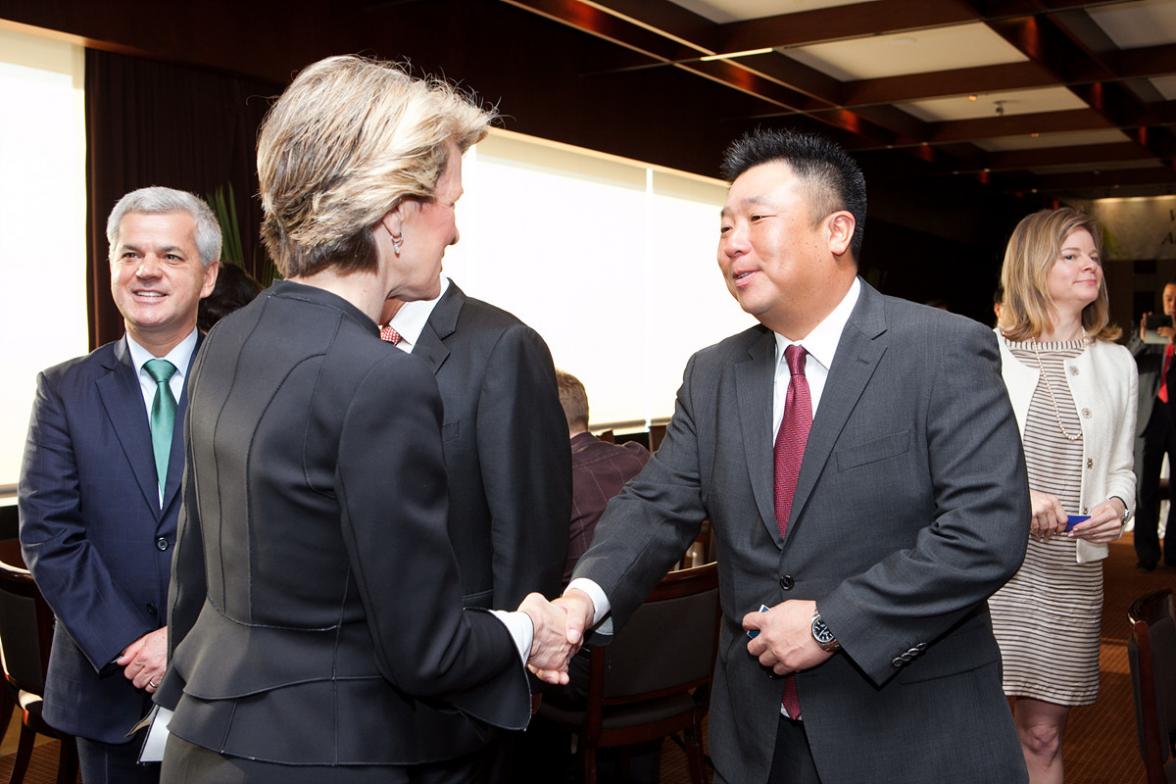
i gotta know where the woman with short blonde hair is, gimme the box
[990,207,1135,784]
[158,56,568,784]
[257,55,491,279]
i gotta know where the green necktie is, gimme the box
[144,359,178,499]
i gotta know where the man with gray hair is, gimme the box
[19,186,219,783]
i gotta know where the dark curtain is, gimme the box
[85,49,280,348]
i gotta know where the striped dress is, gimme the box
[989,338,1103,706]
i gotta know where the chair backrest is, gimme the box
[0,560,54,696]
[1127,588,1176,784]
[593,561,719,703]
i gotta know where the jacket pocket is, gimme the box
[836,430,911,471]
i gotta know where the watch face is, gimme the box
[812,615,835,645]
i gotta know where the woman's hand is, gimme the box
[1070,498,1125,544]
[1029,490,1067,541]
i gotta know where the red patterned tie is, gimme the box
[1161,344,1174,404]
[379,324,402,345]
[774,344,812,719]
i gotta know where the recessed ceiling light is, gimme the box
[968,95,978,102]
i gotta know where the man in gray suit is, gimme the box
[551,129,1031,783]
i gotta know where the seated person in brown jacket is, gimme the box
[558,369,651,584]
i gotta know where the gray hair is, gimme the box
[106,186,222,267]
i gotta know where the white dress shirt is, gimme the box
[386,275,451,354]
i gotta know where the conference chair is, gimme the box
[1127,587,1176,784]
[539,561,719,784]
[0,560,78,784]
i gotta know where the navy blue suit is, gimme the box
[18,335,195,744]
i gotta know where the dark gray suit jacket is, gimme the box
[413,282,571,609]
[574,281,1030,783]
[158,281,530,766]
[1130,335,1167,437]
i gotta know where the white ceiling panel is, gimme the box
[974,129,1132,152]
[1151,74,1176,100]
[899,87,1087,122]
[1088,0,1176,49]
[779,22,1027,80]
[667,0,872,24]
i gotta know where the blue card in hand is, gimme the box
[746,604,771,639]
[1065,514,1090,532]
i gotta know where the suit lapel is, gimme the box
[161,333,203,515]
[784,281,888,544]
[412,284,463,374]
[96,338,160,519]
[735,327,781,546]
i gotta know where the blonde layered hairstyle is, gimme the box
[998,207,1120,342]
[257,55,493,278]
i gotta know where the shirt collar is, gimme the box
[389,274,451,346]
[773,276,861,371]
[126,328,199,379]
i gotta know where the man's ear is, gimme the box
[200,261,221,299]
[826,211,855,257]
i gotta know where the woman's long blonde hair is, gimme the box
[998,207,1120,342]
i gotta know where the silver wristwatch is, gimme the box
[811,610,840,653]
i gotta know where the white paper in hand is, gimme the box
[136,705,173,763]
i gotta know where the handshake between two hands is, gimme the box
[517,589,596,685]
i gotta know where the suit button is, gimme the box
[1069,366,1079,376]
[891,656,904,668]
[1081,408,1091,418]
[156,537,169,551]
[779,574,796,591]
[1086,458,1094,469]
[146,603,157,617]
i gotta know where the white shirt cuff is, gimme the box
[566,577,611,626]
[489,609,533,664]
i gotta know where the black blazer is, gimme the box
[158,281,530,766]
[413,282,571,608]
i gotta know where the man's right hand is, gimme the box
[518,593,583,685]
[116,627,167,693]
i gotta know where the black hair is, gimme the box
[198,263,262,332]
[720,128,867,258]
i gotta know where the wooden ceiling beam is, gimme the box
[1115,43,1176,79]
[1009,165,1176,190]
[985,141,1157,170]
[716,0,980,52]
[577,0,719,51]
[839,42,1176,109]
[842,61,1056,107]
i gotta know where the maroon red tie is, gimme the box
[773,344,812,718]
[379,324,402,345]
